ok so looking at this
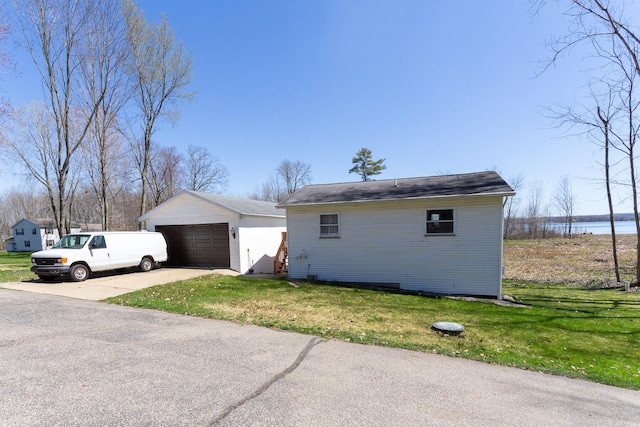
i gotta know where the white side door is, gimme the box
[87,235,111,271]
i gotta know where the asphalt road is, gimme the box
[1,289,639,426]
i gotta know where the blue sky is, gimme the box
[2,1,632,215]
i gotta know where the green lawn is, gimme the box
[105,274,640,390]
[0,251,36,282]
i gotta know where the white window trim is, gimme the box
[319,213,340,238]
[425,208,455,236]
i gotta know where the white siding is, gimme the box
[142,194,238,226]
[239,225,286,274]
[286,196,505,297]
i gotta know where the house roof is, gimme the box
[11,218,80,229]
[138,190,285,221]
[277,171,515,207]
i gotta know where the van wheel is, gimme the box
[69,264,89,282]
[140,257,154,272]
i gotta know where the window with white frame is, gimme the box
[320,214,339,237]
[426,209,454,234]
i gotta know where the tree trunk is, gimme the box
[598,106,621,282]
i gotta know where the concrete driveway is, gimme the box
[1,289,639,426]
[0,267,234,300]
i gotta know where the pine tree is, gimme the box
[349,148,386,181]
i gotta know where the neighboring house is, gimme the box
[139,190,287,274]
[277,171,515,298]
[7,219,81,252]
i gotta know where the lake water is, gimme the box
[553,221,637,235]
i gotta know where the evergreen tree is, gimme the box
[349,148,386,181]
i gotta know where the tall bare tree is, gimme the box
[79,0,131,231]
[12,0,117,236]
[549,85,623,279]
[123,0,195,227]
[7,102,70,227]
[537,0,640,283]
[0,3,12,123]
[184,145,229,192]
[596,102,622,281]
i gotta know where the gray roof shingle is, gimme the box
[182,190,285,218]
[277,171,515,207]
[138,190,285,221]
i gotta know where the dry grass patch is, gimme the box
[504,234,637,285]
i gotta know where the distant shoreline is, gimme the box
[546,213,636,223]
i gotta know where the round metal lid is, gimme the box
[431,321,465,334]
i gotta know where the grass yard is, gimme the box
[0,252,36,282]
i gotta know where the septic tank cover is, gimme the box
[431,321,465,335]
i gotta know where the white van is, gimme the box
[31,231,168,282]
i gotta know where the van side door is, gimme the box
[87,235,110,272]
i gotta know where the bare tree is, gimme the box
[123,0,195,227]
[597,103,622,282]
[537,0,640,282]
[12,0,119,236]
[277,159,312,195]
[548,83,623,276]
[504,174,525,239]
[525,180,545,238]
[148,144,182,208]
[251,159,312,203]
[553,176,577,237]
[184,145,229,192]
[6,102,74,229]
[0,3,12,123]
[79,0,131,231]
[249,180,281,203]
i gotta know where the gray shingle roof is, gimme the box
[138,190,285,221]
[277,171,515,207]
[182,190,285,218]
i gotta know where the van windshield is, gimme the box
[53,234,91,249]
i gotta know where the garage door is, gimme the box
[156,223,230,268]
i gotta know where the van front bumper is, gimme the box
[31,266,71,276]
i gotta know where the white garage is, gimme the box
[139,190,286,274]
